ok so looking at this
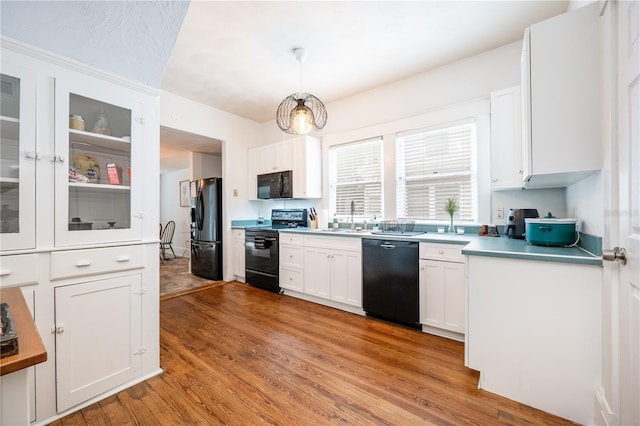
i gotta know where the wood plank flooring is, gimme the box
[50,282,575,425]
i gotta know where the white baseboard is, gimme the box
[595,387,619,426]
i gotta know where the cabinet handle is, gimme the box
[116,256,131,262]
[25,151,40,160]
[51,154,65,163]
[75,260,91,267]
[0,269,12,276]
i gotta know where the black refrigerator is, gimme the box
[190,177,222,280]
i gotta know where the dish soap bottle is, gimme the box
[372,215,379,231]
[333,213,339,229]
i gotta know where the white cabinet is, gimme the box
[302,246,332,299]
[54,78,149,247]
[466,255,601,425]
[249,140,293,176]
[279,233,304,292]
[291,136,321,198]
[302,235,361,307]
[419,243,465,339]
[54,274,142,412]
[490,86,523,190]
[521,3,600,189]
[0,61,37,251]
[233,229,245,282]
[248,136,321,199]
[1,41,160,423]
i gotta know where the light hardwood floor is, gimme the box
[51,282,575,425]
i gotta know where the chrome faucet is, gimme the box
[350,200,355,230]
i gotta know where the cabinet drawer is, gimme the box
[419,243,464,263]
[280,266,303,292]
[304,235,361,251]
[279,233,304,246]
[0,254,39,288]
[51,245,145,280]
[280,245,304,268]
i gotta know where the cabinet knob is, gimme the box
[438,250,444,254]
[519,170,523,174]
[51,154,65,163]
[492,178,497,182]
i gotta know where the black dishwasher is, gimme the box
[362,238,419,329]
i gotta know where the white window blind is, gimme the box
[396,121,477,221]
[329,138,383,217]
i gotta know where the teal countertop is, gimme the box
[275,227,602,266]
[461,236,602,266]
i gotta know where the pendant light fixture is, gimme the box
[276,48,327,135]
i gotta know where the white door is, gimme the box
[614,1,640,424]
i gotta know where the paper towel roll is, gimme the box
[318,209,329,229]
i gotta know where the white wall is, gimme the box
[160,168,191,258]
[160,91,263,281]
[262,40,566,226]
[263,40,523,143]
[566,172,603,235]
[492,188,567,225]
[191,152,222,180]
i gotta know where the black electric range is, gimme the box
[245,209,308,293]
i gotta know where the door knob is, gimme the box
[603,247,627,265]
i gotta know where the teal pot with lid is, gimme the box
[524,218,578,246]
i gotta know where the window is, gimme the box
[396,120,477,222]
[329,138,383,218]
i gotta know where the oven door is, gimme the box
[245,234,278,276]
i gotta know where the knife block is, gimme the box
[310,218,318,229]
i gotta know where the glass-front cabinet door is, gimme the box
[0,62,36,251]
[54,78,143,247]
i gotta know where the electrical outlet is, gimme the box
[233,189,238,197]
[496,207,504,220]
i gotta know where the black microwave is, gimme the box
[257,171,292,199]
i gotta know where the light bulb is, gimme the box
[290,103,314,135]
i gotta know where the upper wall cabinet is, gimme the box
[0,61,37,251]
[248,136,321,199]
[521,2,600,189]
[490,86,523,190]
[54,78,147,247]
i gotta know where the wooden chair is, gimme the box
[160,220,177,260]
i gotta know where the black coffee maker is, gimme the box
[505,209,539,239]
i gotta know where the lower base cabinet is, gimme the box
[419,259,465,333]
[466,255,601,425]
[233,229,245,282]
[54,274,142,412]
[419,243,466,338]
[302,236,362,308]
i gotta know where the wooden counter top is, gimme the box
[0,288,47,376]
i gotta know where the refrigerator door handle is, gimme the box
[191,241,215,248]
[197,190,205,230]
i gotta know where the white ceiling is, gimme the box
[161,0,569,124]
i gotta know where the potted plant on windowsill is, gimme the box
[444,198,458,234]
